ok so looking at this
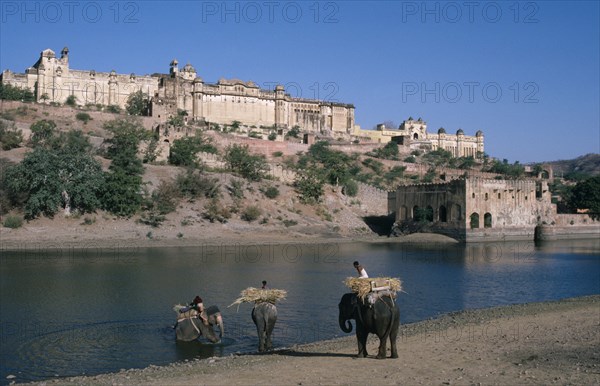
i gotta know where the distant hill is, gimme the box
[543,154,600,178]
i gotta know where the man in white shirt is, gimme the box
[353,261,368,278]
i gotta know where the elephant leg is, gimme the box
[356,329,368,358]
[257,325,265,352]
[265,320,275,351]
[389,313,399,359]
[374,314,393,359]
[265,332,272,351]
[252,309,265,352]
[376,328,389,359]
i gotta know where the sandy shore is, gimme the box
[0,224,459,251]
[29,295,599,386]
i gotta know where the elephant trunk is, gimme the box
[339,314,353,333]
[198,319,219,343]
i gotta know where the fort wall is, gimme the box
[1,47,355,136]
[389,178,599,242]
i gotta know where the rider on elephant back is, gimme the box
[191,295,209,325]
[180,295,209,325]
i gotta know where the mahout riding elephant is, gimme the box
[338,292,399,359]
[175,305,224,343]
[252,302,277,352]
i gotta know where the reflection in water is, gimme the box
[174,338,226,361]
[0,239,598,384]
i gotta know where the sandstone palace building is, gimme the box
[1,47,483,157]
[0,47,355,134]
[388,178,598,242]
[353,118,484,158]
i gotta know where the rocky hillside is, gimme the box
[542,153,600,178]
[0,101,394,245]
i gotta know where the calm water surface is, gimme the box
[1,239,599,384]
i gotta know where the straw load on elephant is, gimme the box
[173,304,199,319]
[228,287,287,309]
[344,277,402,300]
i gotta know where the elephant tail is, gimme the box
[216,313,224,339]
[380,296,396,339]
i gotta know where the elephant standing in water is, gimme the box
[175,305,224,343]
[252,302,277,352]
[338,293,399,359]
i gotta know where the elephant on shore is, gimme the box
[338,292,399,359]
[175,305,224,343]
[252,302,277,352]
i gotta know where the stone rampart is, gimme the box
[0,100,158,131]
[536,222,600,241]
[553,213,598,226]
[354,182,388,215]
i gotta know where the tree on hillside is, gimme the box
[0,158,21,215]
[423,148,454,167]
[375,141,399,160]
[65,95,78,107]
[294,167,325,204]
[0,83,34,102]
[30,119,58,148]
[0,120,23,150]
[4,133,104,219]
[223,144,268,181]
[101,118,146,216]
[457,156,477,170]
[60,130,93,154]
[167,109,188,128]
[302,141,354,186]
[125,90,150,116]
[487,158,525,179]
[568,176,600,219]
[169,134,217,168]
[285,125,300,139]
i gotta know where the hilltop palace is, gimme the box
[1,47,483,157]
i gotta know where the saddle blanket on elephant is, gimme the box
[365,290,397,305]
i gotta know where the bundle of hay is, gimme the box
[344,277,402,300]
[173,304,199,319]
[228,287,287,308]
[173,304,187,313]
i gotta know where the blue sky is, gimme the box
[1,1,598,163]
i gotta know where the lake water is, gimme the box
[1,239,599,384]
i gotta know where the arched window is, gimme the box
[412,205,420,220]
[484,213,492,228]
[470,213,480,229]
[485,193,489,200]
[439,205,447,222]
[413,133,419,140]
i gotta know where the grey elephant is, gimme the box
[175,305,224,343]
[338,292,399,359]
[252,302,277,352]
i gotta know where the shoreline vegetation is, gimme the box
[24,295,599,385]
